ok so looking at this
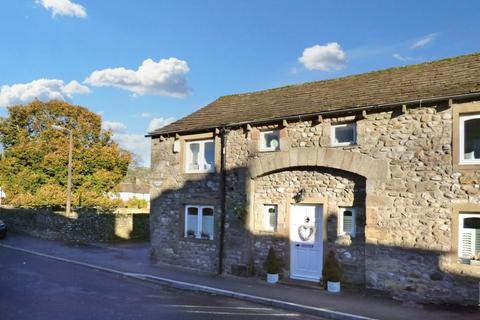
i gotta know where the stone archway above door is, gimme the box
[247,148,389,182]
[246,147,391,245]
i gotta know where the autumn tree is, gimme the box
[0,100,131,209]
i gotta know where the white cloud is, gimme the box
[63,80,90,95]
[410,33,439,49]
[140,112,153,118]
[102,121,127,133]
[85,58,190,98]
[290,67,299,75]
[37,0,87,18]
[112,133,150,166]
[147,117,175,132]
[102,118,176,166]
[101,117,175,166]
[101,120,149,166]
[298,42,347,71]
[0,79,90,107]
[392,53,409,62]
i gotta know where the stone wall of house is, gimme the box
[223,128,253,275]
[0,206,149,242]
[150,101,480,305]
[149,136,221,273]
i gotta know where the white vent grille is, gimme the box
[343,212,354,234]
[461,229,474,259]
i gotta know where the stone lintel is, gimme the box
[289,148,300,167]
[247,147,389,182]
[306,148,318,166]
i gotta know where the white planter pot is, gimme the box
[327,281,341,293]
[267,273,279,284]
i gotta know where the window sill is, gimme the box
[453,163,480,172]
[459,159,480,165]
[262,229,276,233]
[183,171,217,177]
[337,233,356,238]
[257,230,285,237]
[444,254,480,276]
[182,237,215,244]
[331,143,357,148]
[259,149,280,153]
[450,261,480,278]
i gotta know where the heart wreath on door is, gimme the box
[298,224,315,241]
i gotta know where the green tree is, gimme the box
[0,100,131,209]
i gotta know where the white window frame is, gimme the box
[338,207,356,237]
[263,204,278,232]
[458,213,480,260]
[184,205,214,240]
[259,130,280,152]
[459,114,480,165]
[331,123,357,147]
[185,139,215,173]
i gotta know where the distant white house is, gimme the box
[112,183,150,203]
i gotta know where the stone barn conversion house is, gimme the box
[147,53,480,305]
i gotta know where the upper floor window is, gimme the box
[459,114,480,165]
[331,123,356,146]
[338,207,356,237]
[458,213,480,261]
[185,139,215,173]
[260,130,280,152]
[185,205,214,240]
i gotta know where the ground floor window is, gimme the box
[263,204,278,232]
[459,213,480,261]
[185,205,214,240]
[338,207,356,237]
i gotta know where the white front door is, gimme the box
[290,204,323,281]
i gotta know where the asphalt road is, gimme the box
[0,246,322,320]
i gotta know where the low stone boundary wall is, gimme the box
[0,206,149,242]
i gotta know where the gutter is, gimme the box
[218,127,227,275]
[146,91,480,137]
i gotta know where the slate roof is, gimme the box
[148,53,480,136]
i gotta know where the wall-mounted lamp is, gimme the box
[293,188,306,203]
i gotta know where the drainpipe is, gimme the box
[218,127,227,275]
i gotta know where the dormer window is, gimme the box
[459,114,480,165]
[331,123,356,146]
[260,130,280,152]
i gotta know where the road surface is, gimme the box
[0,246,322,320]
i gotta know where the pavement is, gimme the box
[0,232,477,320]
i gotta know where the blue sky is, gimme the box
[0,0,479,166]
